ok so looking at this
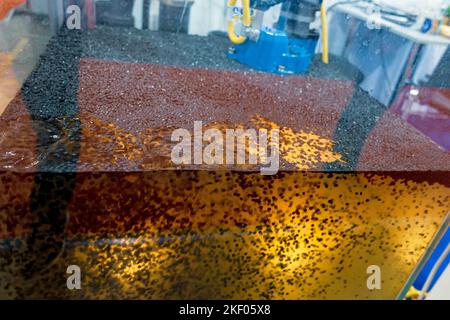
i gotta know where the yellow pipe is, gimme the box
[321,2,329,64]
[227,0,252,44]
[228,19,247,44]
[242,0,251,27]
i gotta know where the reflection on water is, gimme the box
[0,111,345,172]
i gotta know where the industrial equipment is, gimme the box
[227,0,324,74]
[226,0,450,75]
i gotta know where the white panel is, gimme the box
[427,264,450,300]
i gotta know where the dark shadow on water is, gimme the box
[19,28,82,278]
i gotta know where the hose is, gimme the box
[241,0,251,27]
[228,16,247,44]
[321,2,329,64]
[418,241,450,300]
[227,0,252,44]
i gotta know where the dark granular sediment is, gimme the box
[2,26,449,173]
[81,27,249,71]
[2,54,450,173]
[0,26,449,299]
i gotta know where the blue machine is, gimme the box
[413,226,449,293]
[228,27,318,74]
[228,0,321,74]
